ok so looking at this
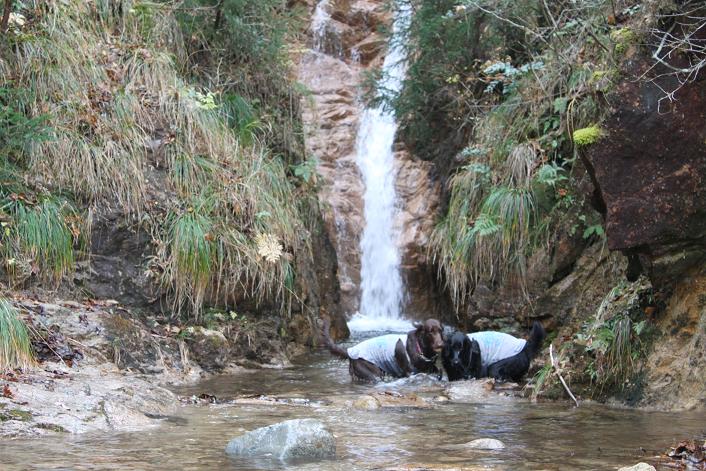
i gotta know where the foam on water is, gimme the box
[346,312,413,334]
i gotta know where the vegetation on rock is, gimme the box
[0,0,319,331]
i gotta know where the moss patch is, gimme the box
[573,126,603,146]
[0,409,33,422]
[35,422,67,433]
[611,27,638,55]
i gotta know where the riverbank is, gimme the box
[0,295,298,438]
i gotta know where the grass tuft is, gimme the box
[1,197,82,282]
[0,299,34,372]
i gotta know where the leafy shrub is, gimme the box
[0,87,50,161]
[416,0,614,307]
[175,0,306,161]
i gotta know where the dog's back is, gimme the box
[524,321,546,359]
[347,334,408,377]
[484,321,547,381]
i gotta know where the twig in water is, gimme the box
[550,344,579,407]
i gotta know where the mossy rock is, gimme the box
[0,409,33,422]
[611,27,638,56]
[35,422,67,433]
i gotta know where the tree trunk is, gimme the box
[1,0,12,34]
[214,0,225,32]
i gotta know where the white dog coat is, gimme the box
[467,331,526,367]
[347,334,408,377]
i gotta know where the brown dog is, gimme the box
[321,318,444,382]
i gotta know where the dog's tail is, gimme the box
[524,321,546,359]
[320,318,349,360]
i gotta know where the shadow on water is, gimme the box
[1,350,704,470]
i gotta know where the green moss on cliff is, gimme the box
[573,126,603,146]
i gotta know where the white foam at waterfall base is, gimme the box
[352,2,412,333]
[347,312,413,334]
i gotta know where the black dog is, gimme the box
[482,321,546,382]
[441,331,482,381]
[320,318,445,382]
[442,321,546,382]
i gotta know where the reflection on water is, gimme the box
[1,352,704,471]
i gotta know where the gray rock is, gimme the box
[225,419,335,461]
[617,464,656,471]
[464,438,506,450]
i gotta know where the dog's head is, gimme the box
[444,331,469,367]
[413,319,445,354]
[443,332,482,378]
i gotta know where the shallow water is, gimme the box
[1,350,704,471]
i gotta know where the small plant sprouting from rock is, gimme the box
[256,233,283,263]
[574,279,656,393]
[573,126,603,146]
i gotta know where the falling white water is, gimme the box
[311,0,344,57]
[311,0,331,52]
[348,2,413,334]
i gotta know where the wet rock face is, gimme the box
[641,266,706,410]
[224,418,336,461]
[299,0,445,320]
[585,56,706,286]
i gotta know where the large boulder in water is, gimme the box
[224,419,335,461]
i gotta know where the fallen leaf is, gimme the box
[3,384,14,398]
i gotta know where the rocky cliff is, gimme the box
[583,50,706,409]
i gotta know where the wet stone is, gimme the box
[464,438,506,450]
[617,464,656,471]
[353,392,432,410]
[224,418,335,461]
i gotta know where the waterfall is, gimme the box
[311,0,331,52]
[347,2,412,334]
[311,0,344,57]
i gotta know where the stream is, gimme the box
[1,342,704,471]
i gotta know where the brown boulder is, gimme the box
[585,54,706,286]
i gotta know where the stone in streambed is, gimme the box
[224,419,335,461]
[464,438,506,450]
[617,464,656,471]
[353,392,432,410]
[353,395,380,410]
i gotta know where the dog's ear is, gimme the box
[468,339,482,378]
[461,335,473,365]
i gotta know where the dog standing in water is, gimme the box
[320,319,445,382]
[443,321,545,382]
